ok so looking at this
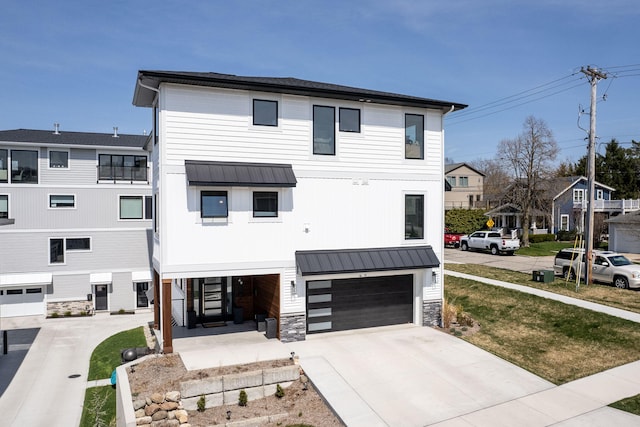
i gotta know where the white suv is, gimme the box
[562,250,640,289]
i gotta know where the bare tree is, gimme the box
[498,116,559,246]
[470,158,511,209]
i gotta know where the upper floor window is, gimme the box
[99,154,148,182]
[446,176,456,187]
[405,114,424,159]
[313,105,335,155]
[120,195,152,220]
[201,191,228,218]
[49,150,69,168]
[0,195,7,219]
[459,176,469,187]
[253,191,278,217]
[50,194,75,208]
[596,189,604,200]
[11,150,38,183]
[253,99,278,126]
[339,108,360,133]
[573,189,584,202]
[405,194,424,239]
[0,149,7,182]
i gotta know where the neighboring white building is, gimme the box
[133,71,466,353]
[0,128,152,317]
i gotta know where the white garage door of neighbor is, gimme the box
[0,288,45,317]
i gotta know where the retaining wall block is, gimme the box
[180,376,223,398]
[223,386,264,405]
[181,392,223,411]
[223,371,263,391]
[263,365,299,384]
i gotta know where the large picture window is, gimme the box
[11,150,38,183]
[99,154,148,181]
[201,191,228,218]
[313,105,335,155]
[405,194,424,239]
[0,195,8,219]
[253,99,278,126]
[0,149,7,182]
[339,108,360,133]
[405,114,424,159]
[119,195,151,220]
[253,191,278,217]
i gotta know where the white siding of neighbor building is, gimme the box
[49,273,91,301]
[110,271,136,311]
[609,224,640,253]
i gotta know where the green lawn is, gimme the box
[444,275,640,384]
[515,241,576,256]
[445,263,640,314]
[88,326,146,380]
[80,385,116,427]
[610,394,640,415]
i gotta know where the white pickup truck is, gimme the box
[460,230,520,255]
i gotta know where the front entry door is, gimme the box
[199,279,226,322]
[95,285,108,311]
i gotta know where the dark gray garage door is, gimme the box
[306,274,413,334]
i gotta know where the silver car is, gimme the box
[566,250,640,289]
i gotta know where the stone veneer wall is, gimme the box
[422,300,442,327]
[47,300,91,317]
[279,313,306,343]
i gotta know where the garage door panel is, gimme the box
[307,274,413,334]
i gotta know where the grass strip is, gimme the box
[79,385,116,427]
[88,326,146,380]
[445,263,640,314]
[444,275,640,385]
[610,394,640,415]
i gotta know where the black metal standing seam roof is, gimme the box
[0,129,148,148]
[295,246,440,276]
[185,160,297,187]
[133,70,468,112]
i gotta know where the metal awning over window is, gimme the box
[0,272,52,288]
[296,246,440,276]
[90,273,112,284]
[185,160,297,187]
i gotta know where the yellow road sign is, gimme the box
[486,218,495,228]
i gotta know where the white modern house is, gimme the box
[132,70,466,353]
[0,128,152,317]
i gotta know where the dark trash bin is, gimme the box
[255,313,266,331]
[265,317,277,339]
[187,310,197,329]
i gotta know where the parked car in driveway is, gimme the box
[558,249,640,289]
[460,230,520,255]
[553,248,583,279]
[444,228,464,248]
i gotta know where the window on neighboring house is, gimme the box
[66,237,90,251]
[11,150,38,183]
[459,176,469,187]
[119,195,152,220]
[313,105,335,155]
[446,176,456,187]
[339,108,360,133]
[560,214,569,231]
[50,238,64,264]
[26,288,42,294]
[49,194,75,208]
[0,149,8,182]
[405,114,424,159]
[253,99,278,126]
[573,189,584,202]
[99,154,148,181]
[201,191,228,218]
[405,194,424,239]
[253,191,278,217]
[476,194,481,202]
[7,289,23,295]
[49,150,68,168]
[596,189,604,200]
[0,195,8,219]
[136,282,150,307]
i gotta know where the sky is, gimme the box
[1,0,639,164]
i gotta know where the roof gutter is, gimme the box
[442,104,456,116]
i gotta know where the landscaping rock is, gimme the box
[160,401,179,411]
[135,415,152,425]
[174,409,188,423]
[133,399,147,410]
[145,403,160,416]
[150,419,179,427]
[151,392,165,404]
[165,391,181,402]
[135,408,146,418]
[151,409,168,421]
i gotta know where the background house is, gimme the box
[133,70,466,353]
[444,163,484,210]
[0,128,152,318]
[607,211,640,253]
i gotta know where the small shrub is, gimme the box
[457,311,474,327]
[275,384,285,398]
[51,312,59,318]
[64,311,72,317]
[557,230,577,242]
[118,308,125,314]
[454,330,463,337]
[442,299,457,328]
[80,311,87,316]
[197,395,205,412]
[461,326,468,332]
[238,390,247,407]
[449,327,456,333]
[529,233,555,243]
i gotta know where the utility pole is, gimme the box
[580,66,607,285]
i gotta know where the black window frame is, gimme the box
[405,114,425,160]
[66,237,91,251]
[11,149,39,183]
[26,288,42,294]
[253,191,278,218]
[49,150,69,168]
[201,191,228,218]
[98,154,148,181]
[7,289,23,295]
[49,194,75,208]
[405,194,424,240]
[50,238,65,264]
[253,99,278,127]
[339,107,361,133]
[0,149,8,183]
[313,105,336,155]
[0,194,7,219]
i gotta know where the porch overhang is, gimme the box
[295,246,440,276]
[90,273,112,284]
[185,160,297,187]
[0,272,52,288]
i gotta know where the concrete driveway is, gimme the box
[444,247,555,273]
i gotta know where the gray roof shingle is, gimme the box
[0,129,148,148]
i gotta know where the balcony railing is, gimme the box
[573,199,640,213]
[97,166,149,184]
